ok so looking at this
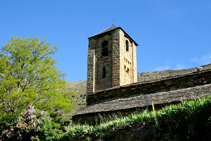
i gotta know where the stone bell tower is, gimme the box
[86,24,138,94]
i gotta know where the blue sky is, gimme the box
[1,0,211,81]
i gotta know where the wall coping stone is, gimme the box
[89,69,211,96]
[86,69,211,105]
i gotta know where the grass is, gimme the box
[65,81,87,113]
[57,95,211,140]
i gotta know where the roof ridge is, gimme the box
[88,24,119,38]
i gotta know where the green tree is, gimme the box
[0,36,75,120]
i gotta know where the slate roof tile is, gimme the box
[73,84,211,116]
[88,24,138,46]
[89,24,119,38]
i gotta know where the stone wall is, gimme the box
[119,30,137,86]
[86,27,137,94]
[87,69,211,105]
[111,29,120,88]
[73,83,211,125]
[86,51,95,94]
[95,34,113,91]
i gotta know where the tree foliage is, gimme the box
[0,36,75,120]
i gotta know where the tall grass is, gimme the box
[59,95,211,140]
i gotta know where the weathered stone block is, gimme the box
[87,69,211,105]
[86,25,138,94]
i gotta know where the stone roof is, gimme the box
[73,84,211,116]
[89,24,119,38]
[88,24,138,46]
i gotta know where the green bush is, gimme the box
[61,96,211,140]
[1,106,63,140]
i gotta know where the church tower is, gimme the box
[87,25,138,94]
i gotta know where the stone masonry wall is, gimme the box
[87,69,211,105]
[86,39,96,94]
[87,29,122,94]
[111,29,120,88]
[73,83,211,125]
[119,30,137,86]
[95,34,112,91]
[87,28,137,94]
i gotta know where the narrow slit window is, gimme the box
[126,68,129,74]
[126,40,129,52]
[102,67,106,78]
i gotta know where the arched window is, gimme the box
[102,41,108,56]
[102,67,106,78]
[126,40,129,52]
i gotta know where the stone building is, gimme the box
[73,25,211,125]
[86,24,138,94]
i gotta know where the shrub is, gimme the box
[1,106,62,140]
